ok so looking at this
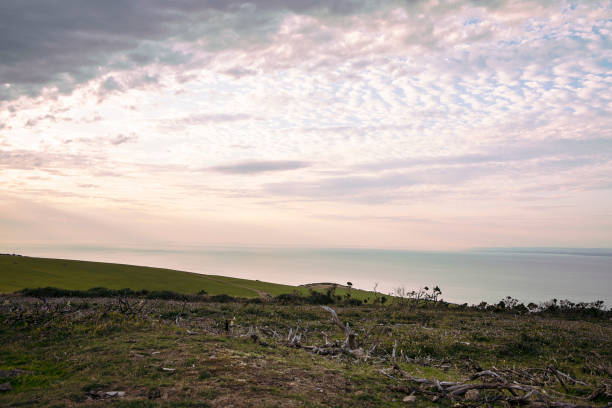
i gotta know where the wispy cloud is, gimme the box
[209,160,311,174]
[109,133,138,146]
[0,149,94,171]
[175,113,252,125]
[354,138,612,172]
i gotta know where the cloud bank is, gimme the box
[1,0,611,249]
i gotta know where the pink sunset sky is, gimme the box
[1,0,611,250]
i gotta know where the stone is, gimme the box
[148,388,162,399]
[403,395,416,403]
[0,369,28,378]
[87,390,125,399]
[465,389,480,401]
[0,382,12,392]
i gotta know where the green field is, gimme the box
[0,255,365,299]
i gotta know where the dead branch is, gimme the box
[320,305,358,350]
[549,366,588,386]
[470,370,503,381]
[380,365,603,408]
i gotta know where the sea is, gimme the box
[5,245,612,305]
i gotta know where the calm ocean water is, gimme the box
[6,245,612,305]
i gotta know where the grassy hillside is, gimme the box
[0,255,369,300]
[0,254,303,298]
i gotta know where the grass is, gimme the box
[0,295,610,407]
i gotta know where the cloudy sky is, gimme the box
[1,0,611,250]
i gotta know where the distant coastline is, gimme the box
[474,247,612,257]
[3,245,611,305]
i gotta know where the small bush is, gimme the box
[208,294,235,303]
[272,289,357,305]
[146,290,188,301]
[344,298,363,306]
[18,286,207,301]
[305,289,335,305]
[498,332,549,357]
[273,293,303,304]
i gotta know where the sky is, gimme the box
[1,0,611,251]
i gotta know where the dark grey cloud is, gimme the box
[0,2,169,99]
[0,0,376,100]
[100,76,122,92]
[97,73,160,99]
[209,160,311,174]
[222,66,259,78]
